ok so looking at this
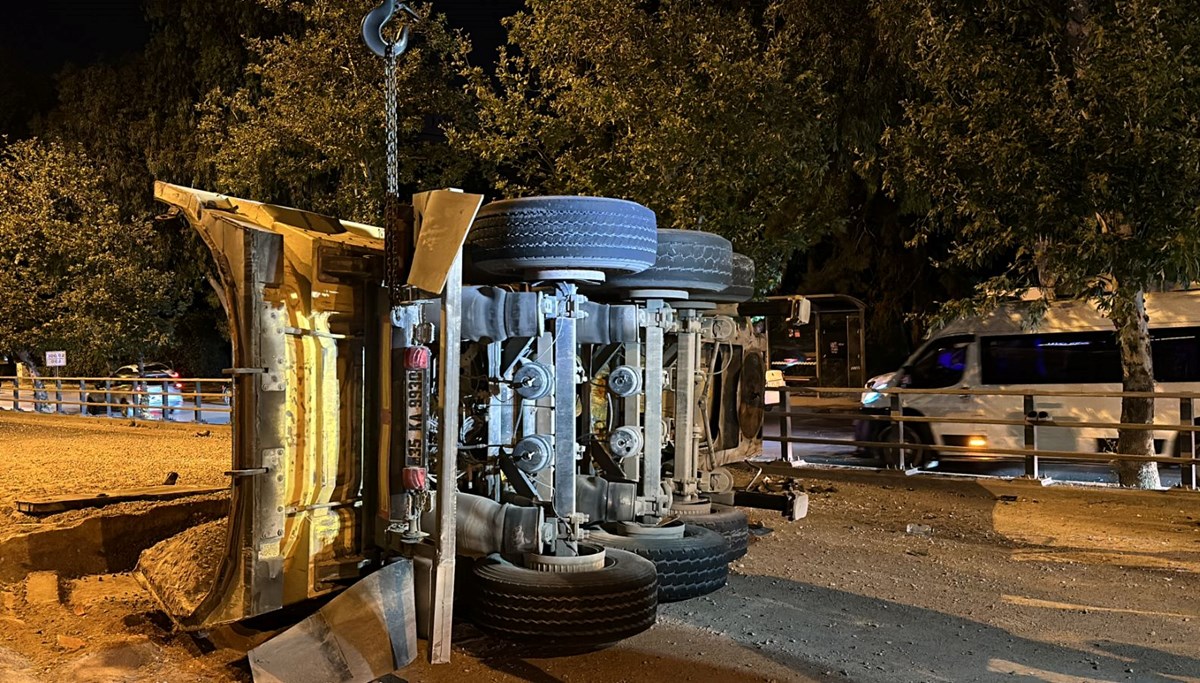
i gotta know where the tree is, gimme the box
[766,1,974,368]
[451,0,838,288]
[0,139,186,374]
[883,0,1200,487]
[198,0,474,223]
[40,0,278,217]
[34,0,282,375]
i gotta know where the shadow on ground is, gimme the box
[446,622,841,683]
[659,575,1200,682]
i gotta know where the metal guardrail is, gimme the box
[0,375,233,425]
[766,384,1200,490]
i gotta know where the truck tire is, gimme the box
[676,504,749,562]
[603,229,733,293]
[466,196,658,278]
[587,524,729,602]
[705,253,755,303]
[470,548,658,646]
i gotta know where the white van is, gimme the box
[856,291,1200,467]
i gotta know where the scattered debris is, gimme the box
[999,495,1020,502]
[194,430,211,438]
[748,523,775,537]
[162,472,179,486]
[24,571,60,605]
[249,559,418,683]
[905,523,933,537]
[56,635,86,652]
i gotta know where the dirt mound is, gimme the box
[0,494,229,582]
[137,519,227,621]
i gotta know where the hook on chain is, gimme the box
[362,0,421,58]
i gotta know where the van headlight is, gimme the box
[861,372,896,407]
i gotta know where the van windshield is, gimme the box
[904,336,971,388]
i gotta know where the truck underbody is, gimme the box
[149,182,780,678]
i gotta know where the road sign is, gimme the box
[45,351,66,367]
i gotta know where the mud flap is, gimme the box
[248,559,418,683]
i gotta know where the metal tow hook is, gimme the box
[362,0,421,57]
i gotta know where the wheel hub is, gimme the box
[524,543,607,573]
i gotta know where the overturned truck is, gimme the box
[150,183,774,674]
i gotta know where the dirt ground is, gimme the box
[0,412,230,532]
[1,412,1198,682]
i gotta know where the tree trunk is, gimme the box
[15,350,49,413]
[1108,287,1162,488]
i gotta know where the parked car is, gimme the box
[85,363,184,418]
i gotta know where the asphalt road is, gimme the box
[760,411,1192,488]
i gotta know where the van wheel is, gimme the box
[877,424,935,470]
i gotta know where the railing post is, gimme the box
[1023,393,1040,479]
[890,393,905,470]
[779,388,794,463]
[54,371,63,414]
[79,379,86,416]
[194,380,204,424]
[1180,397,1196,490]
[105,380,113,419]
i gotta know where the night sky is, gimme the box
[0,0,523,136]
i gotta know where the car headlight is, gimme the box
[861,372,896,407]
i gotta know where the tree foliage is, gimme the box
[883,0,1200,485]
[886,0,1200,295]
[452,0,839,288]
[30,0,282,374]
[40,0,276,217]
[767,1,964,366]
[199,0,474,223]
[0,139,185,373]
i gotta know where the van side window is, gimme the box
[904,336,971,388]
[982,327,1200,385]
[1151,327,1200,382]
[981,332,1121,385]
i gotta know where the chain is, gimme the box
[384,44,403,304]
[385,45,399,197]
